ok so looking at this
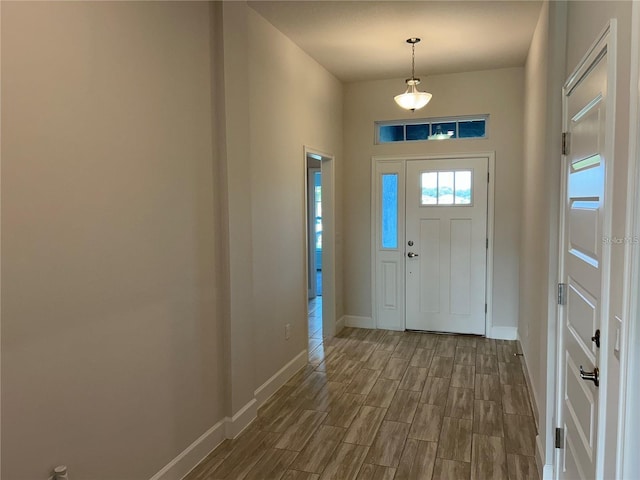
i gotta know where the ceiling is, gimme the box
[248,1,543,83]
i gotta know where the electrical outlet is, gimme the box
[285,323,291,340]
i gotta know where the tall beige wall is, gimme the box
[245,8,344,386]
[518,0,566,468]
[1,2,226,479]
[343,68,524,330]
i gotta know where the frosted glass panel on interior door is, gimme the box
[454,171,472,204]
[421,172,438,205]
[381,174,398,249]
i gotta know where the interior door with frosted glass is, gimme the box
[405,158,488,334]
[558,30,609,480]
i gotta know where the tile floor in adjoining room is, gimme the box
[186,312,539,480]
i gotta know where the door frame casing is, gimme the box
[554,21,617,480]
[620,3,640,477]
[371,152,496,336]
[303,146,336,338]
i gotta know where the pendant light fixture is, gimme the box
[394,38,432,111]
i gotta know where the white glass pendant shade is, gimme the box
[394,80,432,111]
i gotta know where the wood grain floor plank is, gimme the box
[386,389,421,423]
[497,344,518,363]
[364,378,400,408]
[498,362,525,385]
[244,448,298,480]
[275,410,328,451]
[421,376,451,406]
[503,414,537,456]
[399,366,429,392]
[365,420,410,467]
[433,458,471,480]
[417,334,439,349]
[347,368,381,395]
[457,337,478,348]
[212,431,280,480]
[395,438,437,480]
[356,464,396,480]
[501,385,532,416]
[290,425,345,473]
[408,403,444,442]
[475,374,502,402]
[451,364,476,389]
[323,393,365,428]
[429,355,454,378]
[471,434,508,480]
[455,346,477,366]
[476,338,497,355]
[381,357,410,380]
[506,453,539,480]
[318,442,369,480]
[473,399,504,437]
[476,354,499,375]
[437,417,473,462]
[392,340,417,360]
[445,388,474,420]
[435,339,457,357]
[366,350,393,370]
[282,471,320,480]
[410,348,435,368]
[343,405,387,446]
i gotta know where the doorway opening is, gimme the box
[307,158,323,342]
[304,146,336,346]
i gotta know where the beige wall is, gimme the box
[2,2,225,479]
[1,2,344,478]
[518,0,566,467]
[245,7,343,387]
[343,68,524,330]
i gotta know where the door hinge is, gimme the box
[487,172,490,183]
[558,283,567,305]
[555,427,564,449]
[485,303,488,314]
[562,132,571,155]
[486,238,489,249]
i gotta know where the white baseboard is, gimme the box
[224,398,257,439]
[518,336,540,429]
[336,316,345,334]
[149,419,226,480]
[151,350,309,480]
[489,325,518,340]
[344,315,375,329]
[541,463,553,480]
[255,350,307,407]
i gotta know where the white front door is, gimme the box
[405,158,488,334]
[558,29,611,480]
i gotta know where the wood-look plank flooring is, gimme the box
[185,314,539,480]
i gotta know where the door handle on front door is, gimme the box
[579,365,599,387]
[407,252,419,258]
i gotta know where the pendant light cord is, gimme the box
[411,42,416,79]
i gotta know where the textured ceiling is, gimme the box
[248,1,543,82]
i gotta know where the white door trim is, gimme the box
[554,21,617,480]
[371,152,496,336]
[619,3,640,477]
[303,146,336,338]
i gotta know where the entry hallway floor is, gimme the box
[185,328,539,480]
